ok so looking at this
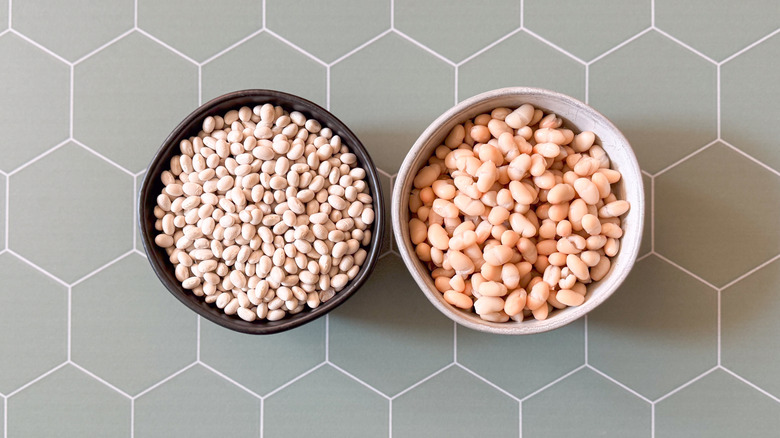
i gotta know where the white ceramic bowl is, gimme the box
[392,87,644,335]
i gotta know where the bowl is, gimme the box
[139,89,384,335]
[392,87,644,335]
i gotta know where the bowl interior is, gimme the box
[139,89,384,334]
[392,87,644,335]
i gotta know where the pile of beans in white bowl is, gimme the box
[152,104,375,322]
[408,104,629,323]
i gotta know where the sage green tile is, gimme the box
[523,368,651,437]
[0,0,6,32]
[457,319,584,399]
[589,31,716,173]
[656,0,780,61]
[71,254,196,395]
[329,254,453,396]
[7,365,130,438]
[394,0,520,63]
[138,0,262,62]
[525,0,650,61]
[722,259,780,397]
[0,253,67,394]
[330,33,454,173]
[722,33,780,172]
[202,32,326,107]
[135,365,260,438]
[458,32,585,102]
[640,172,651,256]
[8,143,133,282]
[264,365,388,438]
[393,366,518,438]
[73,32,198,173]
[588,256,717,400]
[0,33,69,172]
[379,172,392,255]
[13,0,133,61]
[655,143,780,287]
[266,0,389,63]
[200,317,324,396]
[656,370,780,438]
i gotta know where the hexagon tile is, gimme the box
[0,33,69,172]
[655,143,780,287]
[0,253,67,394]
[13,0,133,62]
[134,364,260,437]
[7,365,130,437]
[71,253,196,395]
[329,254,453,396]
[8,142,133,282]
[588,255,717,400]
[589,31,717,173]
[3,1,780,436]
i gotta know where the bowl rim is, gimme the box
[392,86,644,335]
[139,89,384,335]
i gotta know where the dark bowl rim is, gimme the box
[138,89,384,335]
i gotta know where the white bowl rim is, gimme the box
[391,86,644,335]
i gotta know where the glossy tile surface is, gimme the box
[2,2,779,436]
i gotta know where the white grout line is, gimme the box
[587,365,652,403]
[132,174,138,249]
[71,138,134,176]
[720,28,780,65]
[457,27,522,67]
[261,0,266,30]
[328,361,391,399]
[650,174,655,252]
[324,314,329,361]
[716,64,721,139]
[388,398,393,437]
[653,252,719,291]
[588,27,652,65]
[4,173,9,250]
[520,364,586,402]
[264,28,328,67]
[583,64,589,104]
[457,363,521,402]
[453,64,459,104]
[325,65,331,110]
[393,29,457,67]
[719,253,780,291]
[133,362,197,399]
[7,140,69,176]
[523,28,587,65]
[134,28,198,66]
[133,0,137,28]
[67,286,72,361]
[3,395,6,438]
[198,361,262,399]
[7,0,10,29]
[389,0,394,29]
[649,0,655,27]
[258,398,264,438]
[5,362,68,398]
[636,252,653,263]
[653,366,718,403]
[391,363,455,399]
[129,398,135,438]
[6,249,69,287]
[197,64,202,105]
[652,139,718,177]
[329,29,392,67]
[519,0,524,29]
[720,366,780,403]
[70,250,134,287]
[263,362,327,399]
[72,28,134,65]
[196,317,201,361]
[583,315,588,364]
[653,27,717,65]
[376,168,392,179]
[200,28,264,66]
[69,65,74,137]
[720,140,780,178]
[452,322,457,363]
[650,402,655,438]
[9,29,70,65]
[717,290,721,366]
[70,361,132,399]
[518,400,523,438]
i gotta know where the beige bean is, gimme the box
[566,254,590,281]
[444,290,473,309]
[483,245,513,266]
[476,161,497,192]
[449,250,475,275]
[413,164,441,189]
[479,281,508,297]
[504,289,527,316]
[474,296,505,315]
[590,256,611,281]
[527,281,550,310]
[547,183,575,204]
[557,289,585,306]
[531,304,550,320]
[573,178,600,205]
[604,238,620,257]
[432,198,460,218]
[480,311,510,323]
[599,200,630,218]
[428,224,450,250]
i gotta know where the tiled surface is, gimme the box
[1,2,779,437]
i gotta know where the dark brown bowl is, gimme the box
[138,89,384,335]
